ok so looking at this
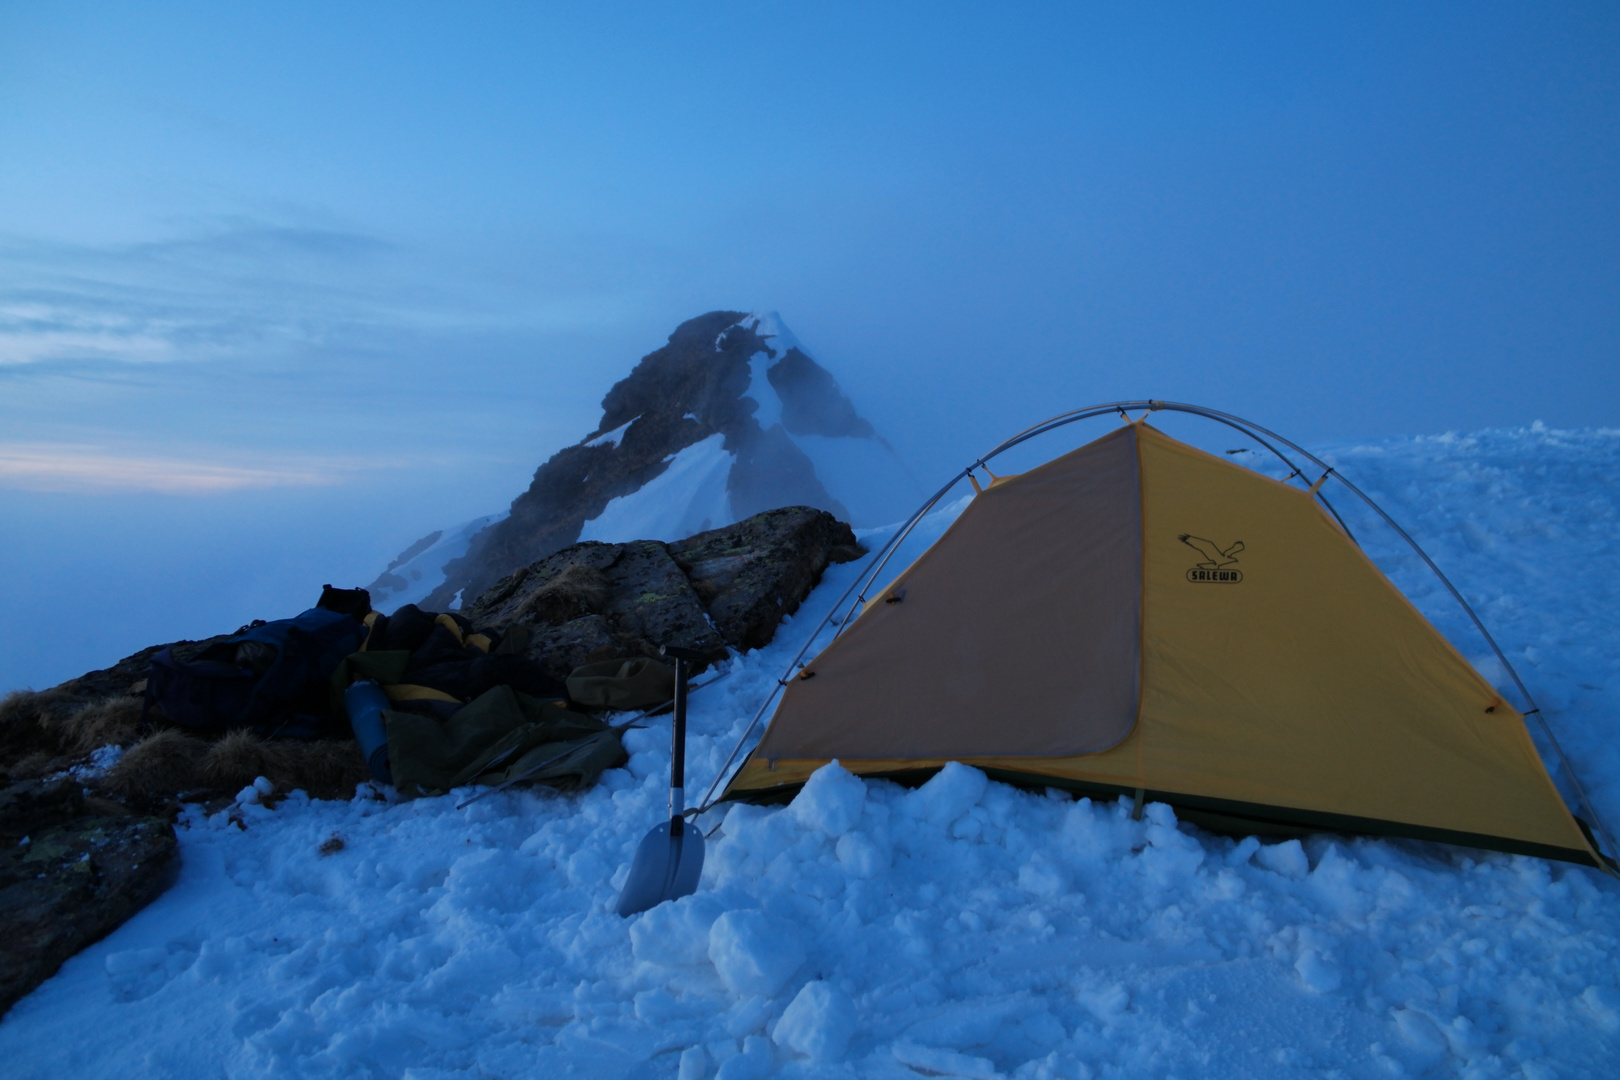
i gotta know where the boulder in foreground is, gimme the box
[0,778,178,1015]
[461,505,864,679]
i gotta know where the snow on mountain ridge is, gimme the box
[583,416,636,449]
[366,511,507,611]
[576,309,912,552]
[380,310,917,612]
[576,433,734,545]
[737,309,805,433]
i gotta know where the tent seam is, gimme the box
[1133,423,1147,789]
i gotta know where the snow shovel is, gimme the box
[615,645,707,917]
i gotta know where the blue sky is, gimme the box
[2,2,1617,691]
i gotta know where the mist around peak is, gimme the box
[372,311,919,614]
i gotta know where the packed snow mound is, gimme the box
[5,422,1619,1079]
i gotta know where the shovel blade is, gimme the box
[615,817,705,917]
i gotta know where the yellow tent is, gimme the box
[724,418,1607,868]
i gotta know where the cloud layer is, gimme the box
[0,223,417,368]
[0,442,378,494]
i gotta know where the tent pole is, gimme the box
[695,467,980,810]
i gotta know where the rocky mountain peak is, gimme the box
[396,310,909,612]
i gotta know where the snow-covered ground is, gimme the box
[3,422,1619,1079]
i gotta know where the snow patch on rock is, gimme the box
[578,433,734,544]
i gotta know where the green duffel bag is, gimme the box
[385,684,625,798]
[565,657,676,711]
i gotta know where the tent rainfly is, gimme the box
[720,412,1612,869]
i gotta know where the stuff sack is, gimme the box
[565,657,676,711]
[145,607,367,737]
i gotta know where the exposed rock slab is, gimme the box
[670,506,865,651]
[0,779,178,1016]
[461,541,729,680]
[461,506,863,675]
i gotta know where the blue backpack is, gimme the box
[145,607,367,738]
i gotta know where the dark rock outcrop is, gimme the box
[670,507,869,651]
[460,506,863,678]
[463,540,730,681]
[0,778,178,1016]
[427,312,873,608]
[0,504,861,1012]
[767,346,875,439]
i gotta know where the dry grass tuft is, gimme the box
[0,688,41,729]
[97,728,368,803]
[280,740,370,801]
[7,642,369,805]
[101,728,209,799]
[2,689,150,778]
[198,730,367,801]
[59,696,145,755]
[7,656,369,802]
[200,730,299,793]
[0,688,73,761]
[8,751,64,780]
[515,561,610,625]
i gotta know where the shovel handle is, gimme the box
[671,656,687,797]
[661,645,706,813]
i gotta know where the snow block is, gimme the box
[630,893,724,968]
[1255,839,1309,880]
[1392,1008,1448,1064]
[773,980,855,1062]
[714,1035,773,1080]
[708,910,805,997]
[677,1045,708,1080]
[1294,948,1342,994]
[905,762,988,827]
[789,761,866,835]
[834,831,889,878]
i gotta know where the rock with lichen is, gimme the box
[0,778,179,1016]
[460,506,862,678]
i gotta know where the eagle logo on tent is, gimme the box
[1180,534,1245,583]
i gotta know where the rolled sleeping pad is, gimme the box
[344,679,393,785]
